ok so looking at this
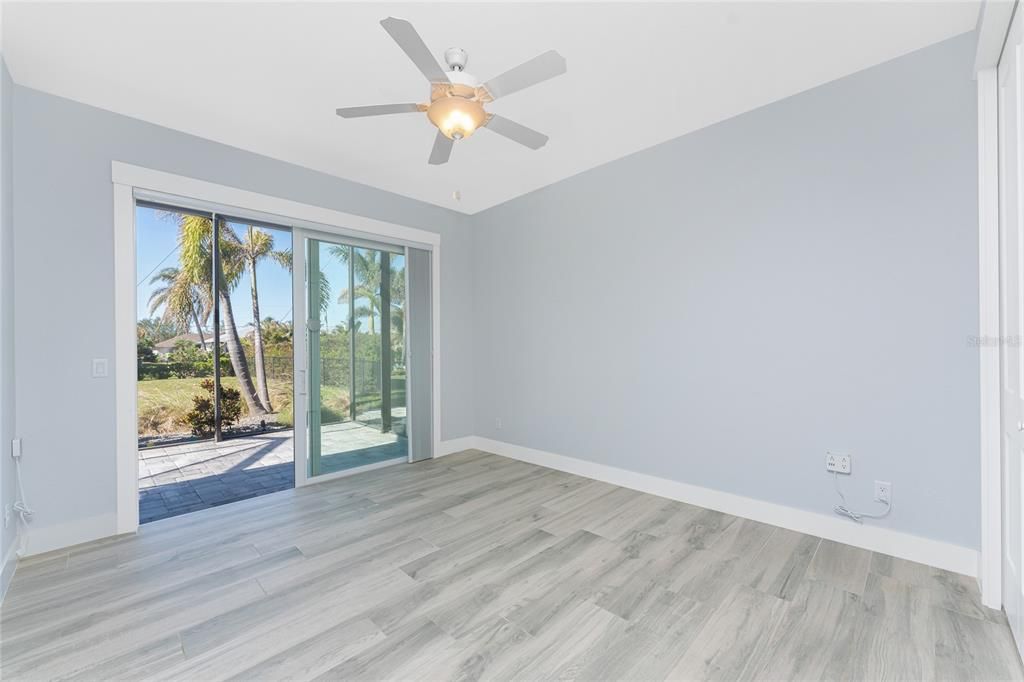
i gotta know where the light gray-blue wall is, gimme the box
[11,85,475,551]
[1,58,17,592]
[471,34,980,548]
[6,31,983,555]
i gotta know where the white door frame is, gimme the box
[111,161,442,534]
[977,0,1019,610]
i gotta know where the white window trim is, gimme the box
[974,0,1016,610]
[112,161,443,535]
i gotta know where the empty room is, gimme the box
[1,1,1022,679]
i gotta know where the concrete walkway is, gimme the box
[138,424,406,523]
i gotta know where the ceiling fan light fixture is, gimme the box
[427,96,487,141]
[335,18,566,164]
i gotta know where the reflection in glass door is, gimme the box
[306,237,407,477]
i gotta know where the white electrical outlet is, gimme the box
[874,481,892,504]
[825,452,852,474]
[495,417,503,430]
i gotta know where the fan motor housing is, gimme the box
[444,47,469,71]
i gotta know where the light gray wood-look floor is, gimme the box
[2,449,1021,681]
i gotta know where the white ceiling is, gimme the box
[3,2,979,214]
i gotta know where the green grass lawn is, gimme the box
[137,376,405,437]
[137,377,297,436]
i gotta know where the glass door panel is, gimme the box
[135,203,296,524]
[352,247,381,425]
[135,204,218,452]
[218,220,294,439]
[305,237,407,478]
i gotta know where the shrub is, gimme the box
[138,362,172,380]
[168,341,212,378]
[137,336,158,363]
[184,378,243,437]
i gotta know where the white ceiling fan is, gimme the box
[336,17,567,165]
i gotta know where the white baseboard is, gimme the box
[17,439,978,579]
[459,436,978,578]
[437,436,480,457]
[21,512,118,557]
[0,533,19,603]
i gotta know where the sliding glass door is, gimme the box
[303,236,408,478]
[135,195,432,516]
[134,201,295,522]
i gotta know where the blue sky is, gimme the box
[135,205,295,329]
[135,206,402,333]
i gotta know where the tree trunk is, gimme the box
[219,290,267,416]
[191,305,207,351]
[248,239,272,412]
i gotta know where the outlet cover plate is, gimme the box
[874,480,892,504]
[826,453,852,474]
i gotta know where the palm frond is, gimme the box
[318,270,331,317]
[328,244,350,263]
[178,215,212,286]
[245,227,274,258]
[271,249,293,272]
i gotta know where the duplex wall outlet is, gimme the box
[826,452,852,474]
[874,481,892,504]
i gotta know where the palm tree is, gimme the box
[221,225,289,412]
[137,317,180,344]
[273,247,331,323]
[177,215,267,417]
[147,266,211,350]
[387,262,405,342]
[330,247,406,347]
[331,247,387,334]
[261,317,293,346]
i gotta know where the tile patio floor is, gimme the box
[138,423,406,523]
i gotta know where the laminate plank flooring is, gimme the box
[2,449,1021,681]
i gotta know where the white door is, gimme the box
[1000,5,1024,654]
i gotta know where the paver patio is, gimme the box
[138,422,406,522]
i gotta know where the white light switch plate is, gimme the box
[91,358,109,378]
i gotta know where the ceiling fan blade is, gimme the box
[428,131,454,165]
[481,50,566,100]
[483,115,549,150]
[380,17,450,84]
[336,103,422,118]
